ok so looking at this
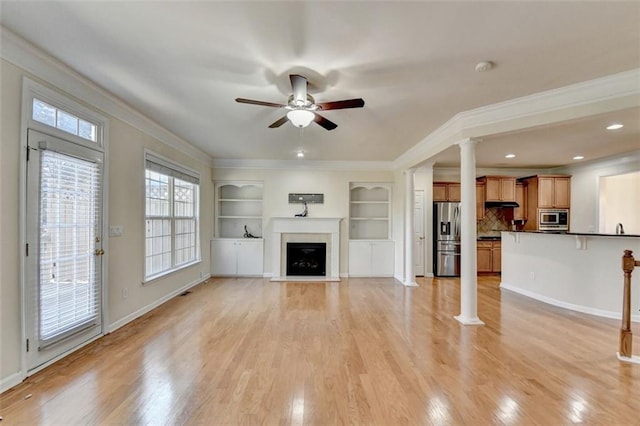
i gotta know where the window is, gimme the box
[144,152,200,280]
[32,98,98,142]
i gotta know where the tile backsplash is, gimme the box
[477,207,511,237]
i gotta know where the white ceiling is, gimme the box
[1,1,639,165]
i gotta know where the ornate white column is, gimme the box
[455,139,484,325]
[404,168,418,286]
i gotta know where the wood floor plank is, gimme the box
[1,276,638,424]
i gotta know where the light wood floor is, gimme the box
[1,276,638,425]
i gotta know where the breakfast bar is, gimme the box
[501,231,640,322]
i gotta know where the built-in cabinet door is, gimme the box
[537,177,556,208]
[236,240,264,276]
[485,178,501,201]
[553,178,571,208]
[447,184,461,202]
[370,242,394,277]
[211,239,238,275]
[433,184,447,202]
[477,243,493,273]
[501,179,516,202]
[492,242,502,272]
[348,240,394,277]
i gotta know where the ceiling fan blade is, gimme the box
[235,98,285,108]
[268,116,289,128]
[313,113,338,131]
[290,74,308,104]
[316,98,365,110]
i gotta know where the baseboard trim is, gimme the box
[108,275,209,333]
[500,281,640,323]
[1,371,24,394]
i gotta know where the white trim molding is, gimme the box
[108,275,209,333]
[211,158,395,171]
[394,68,640,170]
[0,25,212,167]
[0,372,24,394]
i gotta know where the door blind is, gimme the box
[38,149,101,346]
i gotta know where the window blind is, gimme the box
[145,153,199,185]
[39,150,101,346]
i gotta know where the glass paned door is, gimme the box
[26,130,103,370]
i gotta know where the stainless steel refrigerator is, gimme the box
[434,202,461,276]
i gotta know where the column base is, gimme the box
[454,315,484,325]
[403,280,418,287]
[617,352,640,364]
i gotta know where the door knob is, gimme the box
[94,249,105,256]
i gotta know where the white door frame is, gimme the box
[19,78,110,378]
[414,190,425,276]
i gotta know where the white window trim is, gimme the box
[142,149,201,285]
[22,78,108,152]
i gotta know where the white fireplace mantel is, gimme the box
[271,217,342,281]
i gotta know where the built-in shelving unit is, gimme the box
[215,181,263,238]
[349,183,391,240]
[348,182,394,277]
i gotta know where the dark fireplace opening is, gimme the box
[286,242,327,276]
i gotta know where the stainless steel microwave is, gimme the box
[538,208,569,231]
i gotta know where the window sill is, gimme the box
[143,259,202,286]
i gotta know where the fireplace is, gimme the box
[286,243,327,276]
[271,217,341,281]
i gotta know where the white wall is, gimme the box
[559,151,640,233]
[0,58,213,390]
[501,231,640,322]
[211,168,395,276]
[599,171,640,235]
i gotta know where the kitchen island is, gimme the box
[501,231,640,322]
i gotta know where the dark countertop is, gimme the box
[477,236,502,240]
[506,230,640,238]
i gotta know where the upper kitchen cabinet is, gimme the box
[520,175,571,209]
[433,182,460,202]
[538,176,571,208]
[480,176,516,202]
[513,182,527,220]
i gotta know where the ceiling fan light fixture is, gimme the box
[287,109,315,128]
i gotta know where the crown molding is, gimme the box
[211,158,395,171]
[394,68,640,171]
[554,150,640,175]
[0,26,212,167]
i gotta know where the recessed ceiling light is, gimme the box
[606,123,624,130]
[505,153,516,159]
[573,155,584,160]
[297,151,304,159]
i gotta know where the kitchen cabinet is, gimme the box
[520,175,571,230]
[476,183,485,220]
[348,240,394,277]
[211,239,263,276]
[538,176,570,208]
[477,240,501,273]
[433,182,460,202]
[514,183,526,220]
[482,176,516,202]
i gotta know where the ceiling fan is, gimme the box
[235,74,365,131]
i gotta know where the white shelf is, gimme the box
[215,181,263,239]
[349,182,392,240]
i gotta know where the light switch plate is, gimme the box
[109,225,123,237]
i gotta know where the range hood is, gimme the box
[485,201,519,208]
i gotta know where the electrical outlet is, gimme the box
[530,272,535,281]
[109,225,123,237]
[200,271,204,279]
[122,288,128,299]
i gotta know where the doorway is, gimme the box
[25,129,104,371]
